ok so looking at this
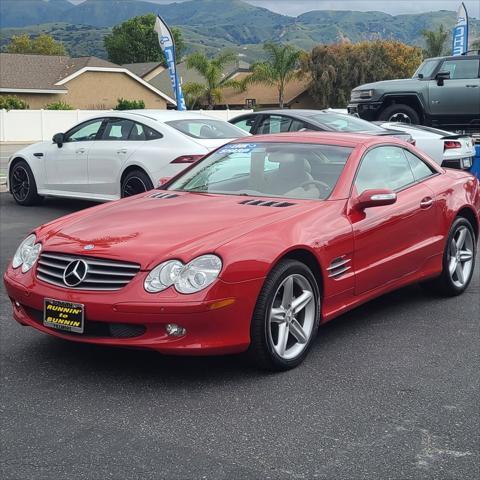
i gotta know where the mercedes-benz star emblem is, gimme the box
[63,260,89,287]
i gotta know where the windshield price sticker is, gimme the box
[219,143,257,154]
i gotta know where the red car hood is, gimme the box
[37,192,317,269]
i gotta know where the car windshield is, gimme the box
[413,59,438,78]
[309,113,385,132]
[165,119,249,139]
[168,142,353,200]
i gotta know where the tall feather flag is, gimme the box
[452,2,469,56]
[154,15,186,110]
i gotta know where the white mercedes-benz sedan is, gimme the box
[8,110,249,205]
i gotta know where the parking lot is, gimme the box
[0,192,478,480]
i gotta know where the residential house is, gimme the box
[0,53,175,109]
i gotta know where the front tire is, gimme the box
[422,217,476,296]
[379,103,420,124]
[121,169,154,198]
[9,160,43,206]
[248,259,320,371]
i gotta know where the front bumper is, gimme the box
[4,265,264,355]
[347,102,383,121]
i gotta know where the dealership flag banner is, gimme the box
[154,15,186,110]
[452,2,469,56]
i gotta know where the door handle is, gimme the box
[76,148,86,154]
[117,149,128,154]
[466,84,479,88]
[420,197,434,209]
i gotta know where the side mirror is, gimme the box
[355,189,397,210]
[157,177,172,188]
[435,71,450,86]
[52,132,65,147]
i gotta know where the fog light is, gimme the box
[165,323,186,337]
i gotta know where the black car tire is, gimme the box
[248,259,320,371]
[379,104,420,124]
[9,160,43,206]
[421,217,476,297]
[121,169,154,198]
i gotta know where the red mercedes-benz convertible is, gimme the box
[4,133,479,370]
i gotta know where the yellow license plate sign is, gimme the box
[43,298,84,334]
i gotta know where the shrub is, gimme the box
[0,95,29,110]
[44,101,74,110]
[114,98,146,110]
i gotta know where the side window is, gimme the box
[403,150,435,181]
[65,119,103,142]
[231,116,257,134]
[102,119,135,141]
[257,115,292,134]
[355,146,415,193]
[145,126,163,140]
[127,122,162,141]
[440,59,479,79]
[289,119,310,132]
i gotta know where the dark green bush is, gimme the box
[0,95,29,110]
[45,101,74,110]
[114,98,145,110]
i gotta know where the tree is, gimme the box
[6,34,66,55]
[246,42,304,108]
[471,37,480,50]
[421,24,448,58]
[183,51,244,109]
[305,40,422,109]
[104,14,185,65]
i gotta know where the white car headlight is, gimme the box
[12,234,42,273]
[144,255,222,294]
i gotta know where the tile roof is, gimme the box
[0,53,119,91]
[122,62,164,78]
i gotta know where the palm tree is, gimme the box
[183,51,245,109]
[246,42,304,108]
[421,24,448,58]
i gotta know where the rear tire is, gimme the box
[421,217,476,297]
[379,104,420,124]
[9,160,43,206]
[248,259,320,371]
[121,169,154,198]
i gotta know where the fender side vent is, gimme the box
[327,256,351,279]
[239,199,295,207]
[150,192,179,199]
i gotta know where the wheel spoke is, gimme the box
[270,307,285,324]
[459,249,473,262]
[449,257,457,275]
[289,318,308,344]
[450,238,457,256]
[281,276,294,308]
[455,262,465,285]
[275,323,289,356]
[291,290,313,315]
[456,228,467,250]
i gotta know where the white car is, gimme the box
[8,110,249,205]
[377,122,475,170]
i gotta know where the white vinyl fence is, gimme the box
[0,109,253,143]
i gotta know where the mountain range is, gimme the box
[1,0,479,61]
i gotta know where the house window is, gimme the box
[245,98,256,108]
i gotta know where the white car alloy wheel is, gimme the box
[267,273,316,360]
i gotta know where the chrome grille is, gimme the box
[36,252,140,291]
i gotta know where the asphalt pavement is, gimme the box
[0,192,479,480]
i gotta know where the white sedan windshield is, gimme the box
[168,142,353,200]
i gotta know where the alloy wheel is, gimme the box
[11,166,30,202]
[267,274,316,360]
[388,112,412,124]
[448,226,474,288]
[122,176,147,197]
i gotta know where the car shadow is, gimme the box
[27,283,441,386]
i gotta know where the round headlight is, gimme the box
[175,255,222,294]
[144,255,222,294]
[144,260,183,293]
[12,234,42,273]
